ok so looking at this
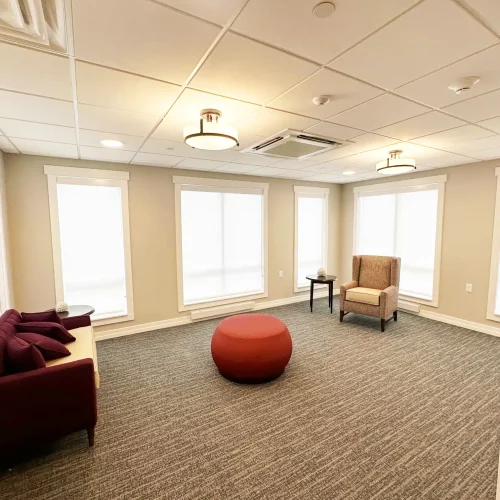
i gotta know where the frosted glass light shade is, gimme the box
[184,120,239,151]
[376,157,416,175]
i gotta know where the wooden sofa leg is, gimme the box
[393,310,398,322]
[381,319,385,332]
[87,427,95,447]
[340,310,344,322]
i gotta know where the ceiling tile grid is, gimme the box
[0,0,498,184]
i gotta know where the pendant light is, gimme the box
[184,109,239,151]
[376,150,416,175]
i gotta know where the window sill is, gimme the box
[179,291,268,312]
[486,312,500,323]
[399,294,438,308]
[92,313,135,327]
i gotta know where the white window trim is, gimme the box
[173,176,269,312]
[294,186,329,293]
[487,167,500,322]
[45,165,134,326]
[353,174,446,308]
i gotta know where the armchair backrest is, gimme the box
[353,255,401,290]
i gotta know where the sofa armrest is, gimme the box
[0,359,97,449]
[380,285,398,318]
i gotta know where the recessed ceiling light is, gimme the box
[448,76,480,95]
[313,2,335,18]
[376,150,416,175]
[342,170,356,175]
[100,139,124,149]
[184,109,238,151]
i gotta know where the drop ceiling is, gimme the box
[0,0,499,184]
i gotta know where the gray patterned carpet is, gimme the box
[1,297,499,500]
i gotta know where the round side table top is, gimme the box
[306,274,337,283]
[57,305,95,318]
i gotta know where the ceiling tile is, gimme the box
[73,0,219,84]
[269,68,383,120]
[300,173,343,183]
[269,158,320,170]
[443,89,500,122]
[478,116,500,133]
[232,0,420,64]
[374,112,467,141]
[76,62,182,117]
[153,89,260,142]
[470,146,500,160]
[328,94,428,131]
[243,166,289,177]
[214,163,260,174]
[0,136,17,153]
[133,152,184,168]
[176,158,224,170]
[305,121,364,141]
[10,139,78,158]
[78,104,158,137]
[0,42,72,100]
[329,0,497,89]
[80,146,135,163]
[155,0,247,25]
[411,124,494,149]
[0,119,76,144]
[447,135,500,155]
[272,169,315,179]
[230,153,284,166]
[461,0,500,36]
[79,130,145,151]
[190,32,319,104]
[388,141,475,167]
[238,108,319,137]
[0,91,75,127]
[396,45,500,108]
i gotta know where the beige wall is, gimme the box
[4,154,341,333]
[340,160,500,328]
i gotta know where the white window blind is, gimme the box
[487,168,500,321]
[355,177,445,304]
[295,189,328,289]
[45,166,134,324]
[177,179,267,307]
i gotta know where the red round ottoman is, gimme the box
[211,314,292,383]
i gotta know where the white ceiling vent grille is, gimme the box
[242,129,344,160]
[0,0,67,53]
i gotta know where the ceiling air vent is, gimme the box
[242,129,345,160]
[0,0,67,53]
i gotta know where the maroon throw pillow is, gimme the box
[15,322,76,344]
[16,332,70,361]
[21,310,63,325]
[5,335,45,374]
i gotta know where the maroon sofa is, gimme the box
[0,309,97,456]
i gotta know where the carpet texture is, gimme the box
[1,298,499,500]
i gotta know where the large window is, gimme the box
[487,168,500,321]
[174,176,268,310]
[45,166,134,324]
[294,186,329,291]
[354,175,446,306]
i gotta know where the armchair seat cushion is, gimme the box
[346,287,382,306]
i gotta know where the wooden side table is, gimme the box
[56,305,95,319]
[306,275,337,313]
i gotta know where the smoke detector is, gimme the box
[312,95,331,106]
[448,77,480,95]
[313,2,335,18]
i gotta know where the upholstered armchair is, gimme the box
[340,255,401,332]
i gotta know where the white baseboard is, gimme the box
[416,309,500,338]
[96,289,339,341]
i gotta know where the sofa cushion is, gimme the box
[0,310,23,376]
[46,326,95,370]
[5,334,46,374]
[16,332,70,361]
[346,287,382,306]
[15,322,75,344]
[21,310,62,325]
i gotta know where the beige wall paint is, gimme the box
[4,154,340,333]
[340,160,500,329]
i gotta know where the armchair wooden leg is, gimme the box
[381,319,385,332]
[393,310,398,322]
[87,427,95,447]
[340,310,344,322]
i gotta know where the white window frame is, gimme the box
[45,165,134,326]
[353,175,446,308]
[487,167,500,322]
[173,176,269,312]
[294,186,329,293]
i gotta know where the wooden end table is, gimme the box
[56,305,95,319]
[306,275,337,313]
